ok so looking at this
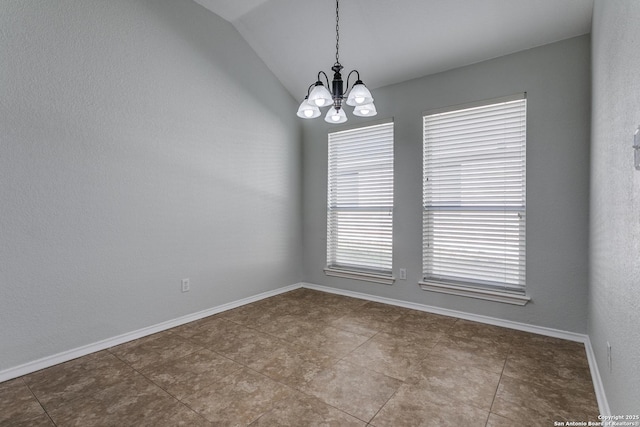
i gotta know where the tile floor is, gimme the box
[0,288,600,426]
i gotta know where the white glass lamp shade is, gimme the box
[353,102,377,117]
[308,84,333,107]
[297,98,321,119]
[324,107,348,124]
[346,82,373,106]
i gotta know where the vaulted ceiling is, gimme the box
[194,0,593,100]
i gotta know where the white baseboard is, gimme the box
[300,282,610,414]
[1,280,610,416]
[300,282,587,342]
[583,336,611,416]
[0,283,301,383]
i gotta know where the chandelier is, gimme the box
[296,0,377,124]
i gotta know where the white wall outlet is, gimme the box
[181,278,190,293]
[607,341,612,372]
[399,268,407,280]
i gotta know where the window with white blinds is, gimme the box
[327,121,394,281]
[422,95,526,294]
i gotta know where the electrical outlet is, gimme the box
[399,268,407,280]
[181,278,190,293]
[607,341,612,372]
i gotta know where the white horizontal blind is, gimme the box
[423,97,526,292]
[327,122,394,275]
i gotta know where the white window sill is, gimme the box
[324,267,395,285]
[418,280,530,306]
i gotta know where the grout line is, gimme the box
[487,331,515,423]
[22,377,58,427]
[487,351,508,423]
[366,385,400,426]
[482,411,491,427]
[45,411,58,427]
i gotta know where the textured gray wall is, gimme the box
[590,0,640,413]
[302,36,591,333]
[0,0,301,370]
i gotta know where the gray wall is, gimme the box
[0,0,301,371]
[590,0,640,413]
[303,36,591,333]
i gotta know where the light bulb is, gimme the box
[324,106,347,123]
[353,102,376,117]
[297,97,320,119]
[309,84,332,108]
[346,81,373,106]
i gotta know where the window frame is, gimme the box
[420,94,530,305]
[324,119,395,285]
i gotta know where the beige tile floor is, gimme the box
[0,288,600,426]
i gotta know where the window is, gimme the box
[421,95,529,305]
[325,121,394,285]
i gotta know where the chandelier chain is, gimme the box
[335,0,340,65]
